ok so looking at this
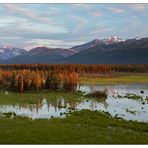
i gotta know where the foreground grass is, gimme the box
[80,73,148,84]
[0,110,148,144]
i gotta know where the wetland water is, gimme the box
[0,84,148,122]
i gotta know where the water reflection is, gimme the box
[0,97,107,119]
[0,84,148,122]
[80,84,148,99]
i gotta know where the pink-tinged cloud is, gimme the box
[108,7,125,13]
[129,4,147,12]
[91,11,102,17]
[70,4,91,9]
[2,4,54,24]
[68,15,88,34]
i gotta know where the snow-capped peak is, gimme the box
[135,37,141,40]
[0,49,4,53]
[0,46,26,60]
[102,36,123,45]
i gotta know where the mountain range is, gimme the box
[0,46,26,60]
[0,36,148,64]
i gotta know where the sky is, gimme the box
[0,3,148,50]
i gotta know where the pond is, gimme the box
[0,84,148,122]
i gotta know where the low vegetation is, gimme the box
[117,93,143,100]
[85,90,107,99]
[0,110,148,144]
[81,73,148,84]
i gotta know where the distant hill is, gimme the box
[1,36,148,64]
[63,37,148,64]
[71,36,123,53]
[70,39,102,53]
[0,46,26,60]
[3,47,74,64]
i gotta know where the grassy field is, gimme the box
[0,110,148,144]
[80,73,148,84]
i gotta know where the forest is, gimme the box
[0,64,148,92]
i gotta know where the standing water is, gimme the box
[0,84,148,122]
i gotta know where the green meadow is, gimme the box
[0,110,148,144]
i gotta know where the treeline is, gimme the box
[0,64,148,92]
[110,64,148,73]
[0,68,78,92]
[0,64,148,73]
[0,64,112,74]
[0,64,112,93]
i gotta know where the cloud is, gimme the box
[0,5,69,38]
[128,16,141,27]
[25,39,84,50]
[129,4,146,12]
[0,16,23,27]
[68,15,88,34]
[137,26,148,37]
[89,28,112,36]
[16,21,68,34]
[91,11,102,17]
[108,7,125,13]
[70,4,91,10]
[0,4,148,49]
[40,6,61,16]
[1,4,55,25]
[0,36,23,39]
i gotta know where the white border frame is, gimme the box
[0,0,148,147]
[0,0,147,3]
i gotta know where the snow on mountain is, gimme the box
[102,36,123,45]
[0,49,4,53]
[135,37,141,40]
[0,46,26,60]
[0,36,141,62]
[71,36,124,53]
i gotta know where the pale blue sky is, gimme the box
[0,3,148,50]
